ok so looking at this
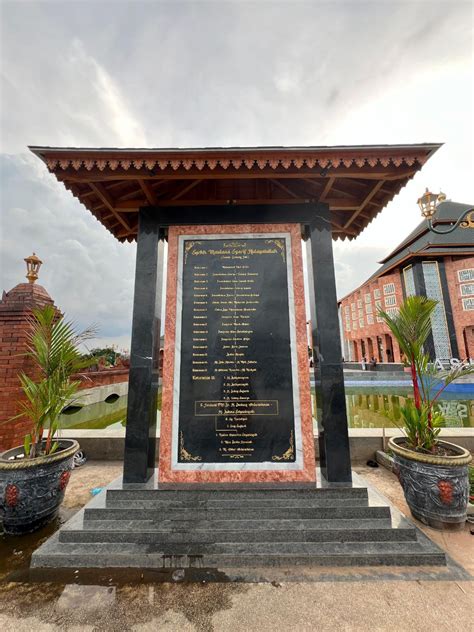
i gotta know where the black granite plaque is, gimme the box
[176,236,296,464]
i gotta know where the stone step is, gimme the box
[106,488,368,501]
[32,539,446,569]
[79,517,394,532]
[104,497,370,509]
[84,505,391,522]
[55,540,429,556]
[60,525,417,544]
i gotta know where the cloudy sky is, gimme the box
[1,0,472,349]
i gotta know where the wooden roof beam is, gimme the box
[270,179,300,199]
[304,178,369,204]
[301,178,360,204]
[317,176,335,201]
[331,221,358,237]
[115,187,143,201]
[88,182,132,231]
[111,196,361,210]
[138,179,159,205]
[343,180,386,229]
[170,179,202,201]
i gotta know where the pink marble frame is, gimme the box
[158,223,316,486]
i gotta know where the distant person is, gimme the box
[370,356,377,370]
[361,356,367,371]
[386,349,392,362]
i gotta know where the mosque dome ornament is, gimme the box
[24,252,42,284]
[417,188,446,219]
[417,189,473,234]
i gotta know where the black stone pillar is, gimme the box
[305,204,352,483]
[123,209,164,484]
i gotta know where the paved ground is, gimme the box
[356,464,474,575]
[0,461,472,632]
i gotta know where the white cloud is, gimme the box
[0,1,472,342]
[0,154,136,345]
[68,39,148,147]
[1,29,147,151]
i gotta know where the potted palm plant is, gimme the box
[379,296,473,530]
[0,305,95,534]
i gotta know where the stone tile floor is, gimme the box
[0,461,472,632]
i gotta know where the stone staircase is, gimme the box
[31,484,447,574]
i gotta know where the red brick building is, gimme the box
[339,200,474,363]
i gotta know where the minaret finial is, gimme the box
[24,253,43,284]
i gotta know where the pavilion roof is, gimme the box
[29,143,441,242]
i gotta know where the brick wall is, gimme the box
[75,368,129,389]
[444,255,474,358]
[340,271,403,362]
[0,283,58,451]
[341,254,474,363]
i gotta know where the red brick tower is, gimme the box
[0,255,59,451]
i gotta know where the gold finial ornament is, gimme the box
[417,188,446,219]
[24,252,42,284]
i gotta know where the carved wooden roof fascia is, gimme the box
[44,154,425,174]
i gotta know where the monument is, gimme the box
[29,143,441,487]
[29,144,449,574]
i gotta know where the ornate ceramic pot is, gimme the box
[0,440,79,535]
[389,437,472,531]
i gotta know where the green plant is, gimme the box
[393,400,442,451]
[378,295,474,452]
[82,347,118,367]
[12,305,96,458]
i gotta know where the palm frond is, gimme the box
[377,295,469,451]
[11,305,98,457]
[377,296,437,364]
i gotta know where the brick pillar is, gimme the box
[367,337,374,359]
[0,282,57,451]
[390,336,402,363]
[372,337,380,362]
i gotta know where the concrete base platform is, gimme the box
[29,470,459,581]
